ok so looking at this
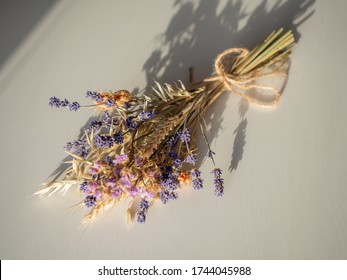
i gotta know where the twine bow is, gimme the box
[205,40,292,107]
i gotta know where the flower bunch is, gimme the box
[38,29,295,224]
[43,84,223,223]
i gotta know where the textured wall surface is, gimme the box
[0,0,346,259]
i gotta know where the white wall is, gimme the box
[0,0,346,259]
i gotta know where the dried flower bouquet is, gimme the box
[37,29,295,224]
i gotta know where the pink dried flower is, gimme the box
[88,182,98,192]
[127,187,139,198]
[94,190,102,201]
[88,167,99,175]
[111,187,123,199]
[104,177,117,188]
[120,175,132,188]
[113,154,128,164]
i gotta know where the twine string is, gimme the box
[205,48,288,107]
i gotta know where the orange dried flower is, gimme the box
[95,90,132,110]
[178,172,190,185]
[114,89,131,106]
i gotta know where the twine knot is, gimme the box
[205,47,289,107]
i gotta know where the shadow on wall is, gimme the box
[142,0,315,173]
[0,0,58,68]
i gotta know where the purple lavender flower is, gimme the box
[139,110,156,121]
[48,96,61,108]
[214,178,224,196]
[173,158,183,167]
[124,102,131,109]
[140,199,150,211]
[212,168,222,177]
[208,150,216,158]
[73,139,86,148]
[84,195,96,207]
[101,111,111,122]
[169,192,178,200]
[191,169,203,190]
[160,190,178,204]
[93,135,103,147]
[85,90,93,98]
[166,165,173,173]
[105,156,113,165]
[139,111,149,121]
[160,167,174,183]
[86,91,103,102]
[105,98,115,108]
[185,154,197,164]
[94,135,114,148]
[91,92,103,102]
[192,178,203,190]
[160,170,179,191]
[105,136,115,147]
[167,136,176,147]
[160,190,170,204]
[161,177,179,191]
[113,132,123,144]
[125,117,137,130]
[86,121,102,133]
[80,180,89,193]
[60,99,69,107]
[137,199,150,223]
[168,150,177,159]
[212,168,224,196]
[64,142,73,151]
[103,135,114,148]
[64,140,89,157]
[68,101,80,111]
[191,169,201,178]
[178,128,190,143]
[76,146,88,158]
[137,210,146,223]
[92,92,103,102]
